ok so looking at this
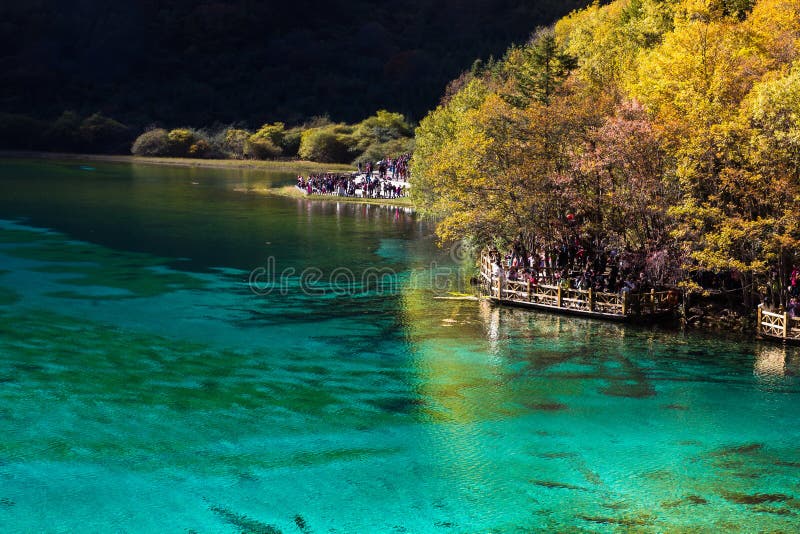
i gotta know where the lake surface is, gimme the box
[1,158,800,532]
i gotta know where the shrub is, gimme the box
[131,128,170,156]
[220,128,251,159]
[246,122,286,159]
[188,139,211,157]
[167,128,195,156]
[246,136,282,159]
[280,126,303,158]
[252,122,285,147]
[298,126,356,163]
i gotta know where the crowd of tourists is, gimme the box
[487,242,657,295]
[357,153,411,182]
[784,267,800,317]
[294,154,412,199]
[296,172,407,199]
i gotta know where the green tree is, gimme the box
[502,27,577,106]
[354,137,415,166]
[246,137,282,159]
[298,125,355,163]
[220,128,251,159]
[352,110,412,148]
[281,126,304,158]
[251,122,285,147]
[247,122,287,159]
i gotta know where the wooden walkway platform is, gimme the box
[757,306,800,342]
[480,255,677,322]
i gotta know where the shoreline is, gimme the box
[0,150,354,174]
[1,150,415,209]
[271,185,414,208]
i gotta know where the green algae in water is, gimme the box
[711,443,765,457]
[8,238,207,298]
[525,401,569,411]
[531,480,590,491]
[577,513,656,527]
[209,504,282,534]
[662,495,709,508]
[0,307,413,475]
[751,505,795,516]
[721,491,793,505]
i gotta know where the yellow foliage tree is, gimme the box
[413,0,800,306]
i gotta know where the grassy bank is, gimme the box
[272,185,413,208]
[0,150,354,174]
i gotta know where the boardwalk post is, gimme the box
[622,291,629,315]
[757,305,763,336]
[496,276,501,299]
[557,286,563,308]
[784,312,790,339]
[650,289,656,314]
[527,280,532,302]
[588,287,594,312]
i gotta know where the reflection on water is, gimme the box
[478,299,503,360]
[755,344,787,379]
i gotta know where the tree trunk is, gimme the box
[742,272,752,309]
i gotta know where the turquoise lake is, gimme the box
[1,158,800,532]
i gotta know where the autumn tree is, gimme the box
[412,0,800,306]
[629,0,800,304]
[574,100,674,254]
[556,0,677,94]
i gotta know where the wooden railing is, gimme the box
[480,254,676,318]
[757,306,800,340]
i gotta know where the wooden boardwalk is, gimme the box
[480,254,677,322]
[757,305,800,342]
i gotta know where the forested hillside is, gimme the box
[0,0,591,127]
[411,0,800,305]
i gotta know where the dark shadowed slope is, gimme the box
[0,0,592,127]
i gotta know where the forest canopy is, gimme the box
[0,0,593,128]
[410,0,800,305]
